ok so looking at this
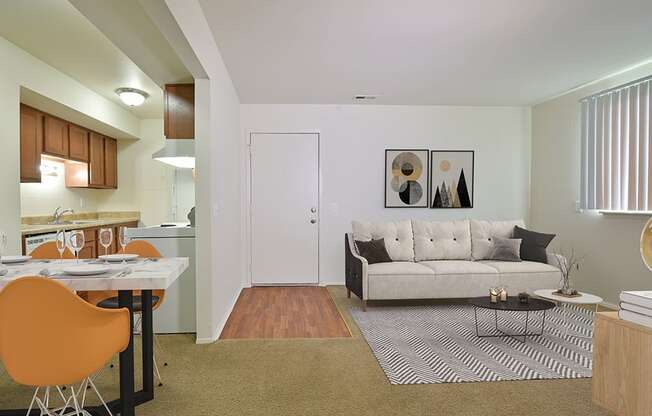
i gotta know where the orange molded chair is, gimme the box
[0,277,129,415]
[30,241,75,260]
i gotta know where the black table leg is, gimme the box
[118,290,135,416]
[141,290,154,401]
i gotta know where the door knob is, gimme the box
[310,207,317,213]
[310,219,317,224]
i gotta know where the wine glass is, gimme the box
[99,227,113,263]
[70,230,85,263]
[55,229,67,260]
[118,226,130,263]
[0,230,7,264]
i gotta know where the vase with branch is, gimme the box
[554,249,582,297]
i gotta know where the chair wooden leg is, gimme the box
[362,300,367,312]
[347,289,351,298]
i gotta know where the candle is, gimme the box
[500,287,508,302]
[490,287,499,303]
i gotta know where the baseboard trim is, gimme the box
[601,300,619,311]
[195,287,243,344]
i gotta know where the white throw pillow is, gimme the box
[352,220,414,262]
[412,219,471,261]
[470,219,526,260]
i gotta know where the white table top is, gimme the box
[534,289,603,305]
[0,258,189,291]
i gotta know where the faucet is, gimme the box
[50,206,74,224]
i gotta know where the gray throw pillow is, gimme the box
[489,237,522,262]
[355,238,393,264]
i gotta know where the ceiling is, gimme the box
[199,0,652,106]
[0,0,190,119]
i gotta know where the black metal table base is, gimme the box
[473,307,547,343]
[0,290,155,416]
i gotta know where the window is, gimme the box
[580,76,652,211]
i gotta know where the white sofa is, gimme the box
[345,219,562,310]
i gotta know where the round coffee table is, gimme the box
[469,297,555,343]
[533,289,603,338]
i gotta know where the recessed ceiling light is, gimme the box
[115,87,149,107]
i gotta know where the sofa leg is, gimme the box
[347,289,351,298]
[362,300,367,312]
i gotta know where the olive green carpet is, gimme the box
[0,286,613,415]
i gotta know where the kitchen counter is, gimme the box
[21,212,140,236]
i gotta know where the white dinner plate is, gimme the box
[98,254,139,262]
[62,265,111,276]
[1,255,32,264]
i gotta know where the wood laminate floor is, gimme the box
[220,286,351,339]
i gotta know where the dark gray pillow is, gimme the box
[355,238,393,264]
[489,237,522,262]
[514,226,555,263]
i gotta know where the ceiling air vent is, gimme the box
[354,95,378,101]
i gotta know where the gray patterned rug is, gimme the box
[350,303,593,384]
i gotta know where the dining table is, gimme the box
[0,257,189,416]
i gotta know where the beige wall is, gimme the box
[531,62,652,306]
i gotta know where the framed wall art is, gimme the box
[385,149,429,208]
[430,150,474,208]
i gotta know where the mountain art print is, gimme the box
[430,150,474,208]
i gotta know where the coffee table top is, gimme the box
[469,296,555,312]
[533,289,603,305]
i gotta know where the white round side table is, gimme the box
[533,289,603,338]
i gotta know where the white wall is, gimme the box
[241,104,532,285]
[531,62,652,306]
[165,0,243,343]
[0,36,140,252]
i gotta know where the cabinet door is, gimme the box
[68,125,89,162]
[20,105,43,183]
[43,115,69,158]
[104,138,117,188]
[89,133,105,187]
[78,243,96,259]
[164,84,194,139]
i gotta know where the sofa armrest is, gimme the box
[546,252,567,271]
[345,233,368,300]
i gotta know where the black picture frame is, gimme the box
[429,150,474,209]
[384,149,430,208]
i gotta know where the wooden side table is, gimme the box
[592,311,652,416]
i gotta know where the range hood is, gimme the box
[152,139,195,169]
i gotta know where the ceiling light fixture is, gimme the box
[115,87,149,107]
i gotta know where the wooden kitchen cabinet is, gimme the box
[68,124,89,162]
[20,105,43,183]
[43,115,69,158]
[164,83,194,139]
[104,137,117,188]
[89,132,105,187]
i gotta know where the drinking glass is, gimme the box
[0,230,7,263]
[70,230,85,263]
[118,226,130,264]
[99,227,113,262]
[55,229,66,260]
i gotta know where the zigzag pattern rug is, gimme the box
[350,303,593,384]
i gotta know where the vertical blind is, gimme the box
[580,77,652,211]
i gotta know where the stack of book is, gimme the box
[619,291,652,329]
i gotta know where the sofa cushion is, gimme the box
[418,260,498,275]
[352,220,414,261]
[479,260,559,274]
[355,238,393,264]
[470,219,525,260]
[488,237,522,262]
[513,226,556,263]
[367,261,434,278]
[412,220,471,261]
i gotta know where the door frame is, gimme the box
[245,132,322,287]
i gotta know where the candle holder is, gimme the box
[489,287,499,303]
[499,287,508,302]
[518,292,530,304]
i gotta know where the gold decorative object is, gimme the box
[489,287,499,303]
[499,287,508,302]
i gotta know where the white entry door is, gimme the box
[250,133,319,285]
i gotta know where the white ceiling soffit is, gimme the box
[0,0,180,119]
[69,0,201,84]
[199,0,652,106]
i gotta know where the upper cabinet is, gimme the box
[68,124,89,162]
[89,132,105,187]
[19,105,43,183]
[43,115,69,158]
[164,84,194,139]
[104,137,117,189]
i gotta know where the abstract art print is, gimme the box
[385,149,429,208]
[430,150,474,208]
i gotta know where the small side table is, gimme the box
[533,289,603,338]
